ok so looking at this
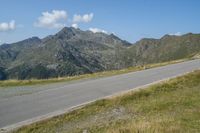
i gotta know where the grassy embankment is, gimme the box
[0,58,191,87]
[13,69,200,133]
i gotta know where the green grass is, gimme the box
[0,58,188,87]
[13,70,200,133]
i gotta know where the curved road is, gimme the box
[0,59,200,131]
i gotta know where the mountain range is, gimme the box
[0,27,200,80]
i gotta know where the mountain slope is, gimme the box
[0,27,131,79]
[0,27,200,80]
[128,33,200,64]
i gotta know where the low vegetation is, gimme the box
[13,70,200,133]
[0,58,188,87]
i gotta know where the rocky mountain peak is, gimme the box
[55,27,78,40]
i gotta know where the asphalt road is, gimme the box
[0,59,200,130]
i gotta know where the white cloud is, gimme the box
[169,32,181,36]
[34,10,67,29]
[71,23,78,29]
[89,28,108,34]
[0,20,16,32]
[73,13,93,23]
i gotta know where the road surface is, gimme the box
[0,59,200,131]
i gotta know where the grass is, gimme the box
[13,70,200,133]
[0,58,189,87]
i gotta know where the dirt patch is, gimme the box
[54,106,130,133]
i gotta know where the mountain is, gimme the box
[129,33,200,64]
[0,27,200,80]
[0,27,132,80]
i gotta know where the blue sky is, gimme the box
[0,0,200,44]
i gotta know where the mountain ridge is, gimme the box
[0,27,200,80]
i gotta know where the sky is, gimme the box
[0,0,200,44]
